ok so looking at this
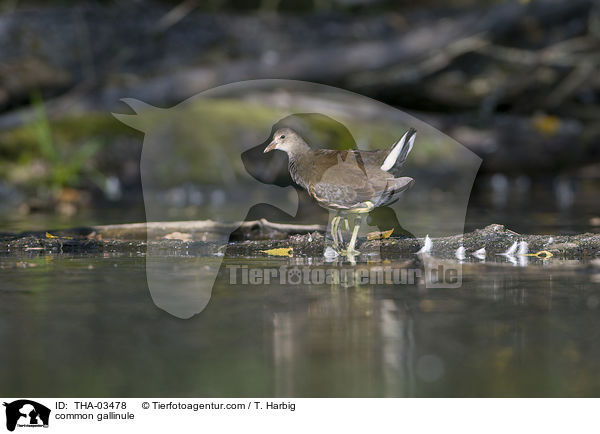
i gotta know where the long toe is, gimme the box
[341,248,360,257]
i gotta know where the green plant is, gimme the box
[30,91,106,192]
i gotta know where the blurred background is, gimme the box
[0,0,599,234]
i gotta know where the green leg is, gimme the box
[337,215,347,250]
[342,214,362,256]
[331,215,341,251]
[330,215,337,247]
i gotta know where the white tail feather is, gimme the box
[381,131,415,171]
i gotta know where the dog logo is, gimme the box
[3,400,50,431]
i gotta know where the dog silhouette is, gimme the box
[3,400,50,432]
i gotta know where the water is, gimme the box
[1,253,599,397]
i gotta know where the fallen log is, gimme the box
[0,219,326,242]
[1,222,599,261]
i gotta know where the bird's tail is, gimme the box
[376,177,414,206]
[380,128,417,172]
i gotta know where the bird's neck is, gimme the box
[287,148,312,189]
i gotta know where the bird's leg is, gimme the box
[330,215,337,248]
[343,214,362,256]
[337,215,347,250]
[343,217,350,232]
[330,214,341,251]
[348,214,362,254]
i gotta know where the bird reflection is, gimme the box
[269,264,420,396]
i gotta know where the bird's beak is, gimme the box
[264,141,276,153]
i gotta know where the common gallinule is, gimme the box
[264,127,416,255]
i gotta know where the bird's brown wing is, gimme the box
[309,161,390,210]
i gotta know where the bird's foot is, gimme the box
[331,238,346,253]
[340,247,360,257]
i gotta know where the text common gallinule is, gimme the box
[264,127,416,255]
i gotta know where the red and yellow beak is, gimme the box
[264,141,277,153]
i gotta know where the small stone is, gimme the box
[517,241,529,255]
[472,247,486,260]
[417,235,432,254]
[324,246,339,259]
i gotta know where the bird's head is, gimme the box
[264,128,309,154]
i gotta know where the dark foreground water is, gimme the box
[1,253,599,397]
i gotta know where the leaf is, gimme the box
[522,250,554,259]
[532,114,560,135]
[45,232,72,240]
[367,228,394,240]
[260,247,293,257]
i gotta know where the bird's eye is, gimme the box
[280,135,285,139]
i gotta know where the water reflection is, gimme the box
[1,255,600,396]
[218,257,600,396]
